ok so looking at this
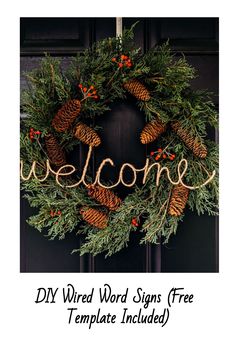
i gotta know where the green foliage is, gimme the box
[20,24,219,257]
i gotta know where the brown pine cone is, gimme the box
[123,79,151,101]
[140,117,166,144]
[74,122,101,147]
[52,99,81,132]
[171,121,207,158]
[168,184,189,216]
[87,185,121,211]
[45,133,66,167]
[80,207,108,229]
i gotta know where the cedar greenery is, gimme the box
[20,24,219,257]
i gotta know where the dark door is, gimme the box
[20,17,219,272]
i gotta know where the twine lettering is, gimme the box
[20,145,216,190]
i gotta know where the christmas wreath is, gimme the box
[20,24,219,257]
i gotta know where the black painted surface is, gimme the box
[161,210,218,272]
[20,17,219,272]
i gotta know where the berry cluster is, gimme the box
[50,210,62,217]
[150,148,176,161]
[50,210,62,225]
[78,84,99,101]
[29,128,41,142]
[131,217,139,227]
[112,54,133,69]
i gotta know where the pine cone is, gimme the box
[168,184,189,216]
[171,121,207,158]
[123,79,151,101]
[52,99,81,132]
[80,207,108,229]
[45,133,66,167]
[87,185,121,211]
[74,122,101,147]
[140,117,166,144]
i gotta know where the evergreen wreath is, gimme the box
[20,24,219,257]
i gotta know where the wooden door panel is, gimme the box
[161,211,218,272]
[20,17,91,54]
[148,17,218,52]
[94,18,116,40]
[187,55,219,104]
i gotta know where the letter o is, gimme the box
[119,163,137,187]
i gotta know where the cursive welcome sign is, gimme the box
[20,145,216,190]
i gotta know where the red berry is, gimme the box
[150,151,155,156]
[118,63,123,68]
[155,155,161,160]
[157,148,163,152]
[87,93,92,97]
[92,90,97,95]
[94,95,98,99]
[57,211,61,215]
[83,87,87,92]
[90,85,94,90]
[78,84,83,88]
[112,57,117,62]
[132,218,139,226]
[163,154,167,159]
